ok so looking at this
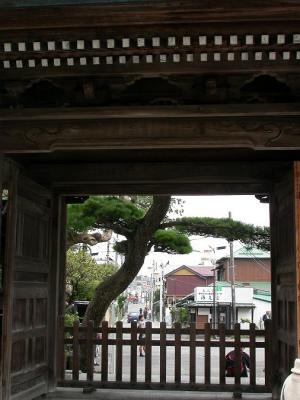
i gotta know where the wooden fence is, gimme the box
[57,317,272,394]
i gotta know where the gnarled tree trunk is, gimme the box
[82,195,171,326]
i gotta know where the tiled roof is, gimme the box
[165,265,214,278]
[253,294,271,302]
[188,266,214,277]
[220,246,270,260]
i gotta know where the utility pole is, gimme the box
[229,211,236,327]
[212,268,216,329]
[159,263,163,322]
[159,261,168,322]
[150,261,156,321]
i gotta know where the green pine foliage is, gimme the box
[173,217,270,251]
[67,196,145,233]
[152,229,193,254]
[66,249,117,301]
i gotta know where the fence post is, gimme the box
[86,320,94,382]
[160,321,166,384]
[130,321,137,383]
[189,322,196,384]
[145,321,152,384]
[234,323,241,395]
[116,321,123,382]
[219,323,226,385]
[101,321,108,382]
[72,320,80,381]
[249,322,256,388]
[204,323,211,385]
[265,319,272,391]
[57,315,65,382]
[174,322,181,384]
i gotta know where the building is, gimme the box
[165,265,214,306]
[215,247,271,283]
[182,283,254,329]
[178,280,271,329]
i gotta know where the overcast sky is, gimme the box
[180,195,269,226]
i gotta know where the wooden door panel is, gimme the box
[10,177,52,400]
[294,161,300,358]
[270,167,297,398]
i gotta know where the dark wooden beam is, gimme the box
[53,182,272,196]
[1,1,300,30]
[24,160,283,195]
[1,104,300,152]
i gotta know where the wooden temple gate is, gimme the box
[0,1,300,399]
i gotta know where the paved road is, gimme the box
[88,343,265,385]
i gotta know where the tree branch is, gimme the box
[93,223,132,237]
[159,217,270,251]
[66,229,112,249]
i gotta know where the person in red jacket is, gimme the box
[225,348,250,377]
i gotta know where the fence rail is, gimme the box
[57,317,272,394]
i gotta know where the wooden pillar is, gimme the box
[56,197,67,382]
[294,161,300,357]
[48,194,66,390]
[0,154,3,400]
[270,163,297,399]
[1,162,18,400]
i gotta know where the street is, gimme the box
[94,342,265,385]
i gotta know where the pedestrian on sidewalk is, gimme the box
[138,314,145,357]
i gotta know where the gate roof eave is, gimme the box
[1,1,300,30]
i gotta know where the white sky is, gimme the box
[92,195,270,276]
[179,195,269,226]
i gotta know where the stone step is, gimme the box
[45,388,272,400]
